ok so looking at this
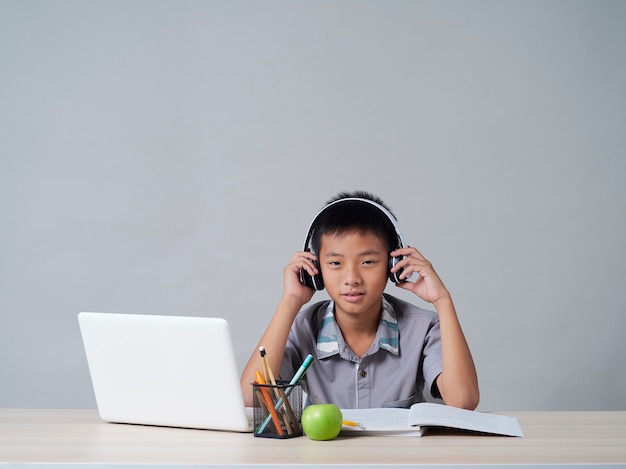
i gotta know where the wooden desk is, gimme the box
[1,409,625,467]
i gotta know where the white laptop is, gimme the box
[78,312,253,432]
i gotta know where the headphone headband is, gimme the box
[303,197,407,253]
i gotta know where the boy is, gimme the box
[241,191,479,410]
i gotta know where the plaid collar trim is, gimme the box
[316,296,399,359]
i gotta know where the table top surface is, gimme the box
[1,409,626,466]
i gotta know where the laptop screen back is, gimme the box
[78,312,252,432]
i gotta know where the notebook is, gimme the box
[78,312,253,432]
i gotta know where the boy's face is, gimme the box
[318,230,389,321]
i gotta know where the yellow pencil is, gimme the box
[343,419,365,429]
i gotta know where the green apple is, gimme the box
[301,403,343,441]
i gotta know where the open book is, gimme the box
[340,402,523,437]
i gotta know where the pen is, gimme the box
[256,354,314,435]
[255,370,285,436]
[287,353,314,388]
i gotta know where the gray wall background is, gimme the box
[1,0,625,411]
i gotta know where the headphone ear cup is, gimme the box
[388,255,404,284]
[312,269,325,290]
[300,260,325,291]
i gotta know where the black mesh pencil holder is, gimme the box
[252,381,303,439]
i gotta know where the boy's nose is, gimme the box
[343,265,362,285]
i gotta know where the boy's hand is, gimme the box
[282,251,318,306]
[390,247,451,306]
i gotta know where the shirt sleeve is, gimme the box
[422,317,443,399]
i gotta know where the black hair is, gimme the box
[309,191,399,255]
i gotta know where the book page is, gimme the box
[340,404,523,437]
[340,407,415,432]
[409,403,523,437]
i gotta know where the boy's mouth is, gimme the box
[342,291,365,303]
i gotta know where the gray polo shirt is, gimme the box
[280,293,443,409]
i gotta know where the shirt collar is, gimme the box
[316,296,399,359]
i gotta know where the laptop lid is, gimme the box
[78,312,252,432]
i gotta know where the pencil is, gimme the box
[259,347,276,395]
[259,346,271,384]
[343,419,365,429]
[259,346,298,433]
[259,346,293,435]
[255,371,285,436]
[255,390,278,433]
